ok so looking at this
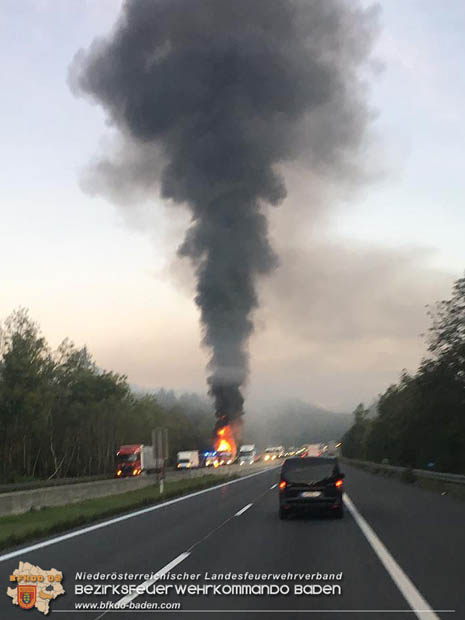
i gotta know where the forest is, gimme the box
[342,274,465,474]
[0,309,214,482]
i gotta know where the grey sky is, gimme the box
[0,1,464,411]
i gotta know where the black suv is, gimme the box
[278,456,345,519]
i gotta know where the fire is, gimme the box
[214,425,237,458]
[217,439,231,452]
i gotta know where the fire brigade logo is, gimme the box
[7,561,65,615]
[18,585,37,610]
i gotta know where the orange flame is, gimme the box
[214,425,237,458]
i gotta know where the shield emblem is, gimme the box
[18,585,37,610]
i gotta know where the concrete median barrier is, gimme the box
[0,462,277,516]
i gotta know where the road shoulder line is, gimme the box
[344,493,440,620]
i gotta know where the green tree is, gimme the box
[0,309,54,480]
[343,273,465,474]
[341,403,371,459]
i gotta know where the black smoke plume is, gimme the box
[70,0,378,425]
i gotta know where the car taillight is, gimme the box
[335,479,343,488]
[279,480,287,489]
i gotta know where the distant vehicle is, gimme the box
[177,450,200,469]
[238,444,256,465]
[278,457,345,519]
[203,451,219,467]
[324,441,340,457]
[303,443,323,457]
[115,444,159,477]
[263,448,276,461]
[264,446,284,461]
[217,451,234,465]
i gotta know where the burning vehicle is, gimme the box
[213,423,239,465]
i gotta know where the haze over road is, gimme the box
[1,465,463,619]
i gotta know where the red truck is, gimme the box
[115,444,159,477]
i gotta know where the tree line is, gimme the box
[0,309,214,483]
[342,274,465,474]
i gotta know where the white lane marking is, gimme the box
[344,494,440,620]
[116,552,190,608]
[186,480,276,553]
[234,503,253,516]
[0,466,280,563]
[270,483,277,489]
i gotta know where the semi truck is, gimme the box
[115,444,160,477]
[238,444,256,465]
[176,451,200,469]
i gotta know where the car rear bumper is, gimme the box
[280,495,342,513]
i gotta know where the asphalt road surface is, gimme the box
[1,463,463,619]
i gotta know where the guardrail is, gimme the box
[341,457,465,500]
[411,468,465,484]
[0,462,277,517]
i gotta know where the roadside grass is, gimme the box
[0,474,235,552]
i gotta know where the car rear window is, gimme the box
[282,458,337,483]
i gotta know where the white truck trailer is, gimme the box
[176,450,200,469]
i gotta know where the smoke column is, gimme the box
[70,0,378,427]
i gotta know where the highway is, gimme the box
[1,463,463,619]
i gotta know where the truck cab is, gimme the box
[116,444,143,477]
[238,444,256,465]
[116,444,159,477]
